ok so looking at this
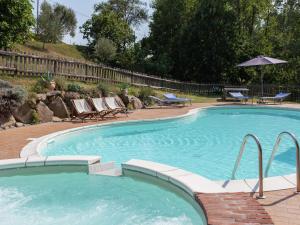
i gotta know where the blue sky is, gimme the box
[31,0,152,45]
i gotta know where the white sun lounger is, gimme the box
[71,99,97,121]
[104,97,128,116]
[90,98,113,119]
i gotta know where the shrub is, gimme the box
[138,87,155,106]
[54,76,66,91]
[97,83,110,97]
[27,92,38,108]
[31,110,40,124]
[32,73,55,93]
[118,83,129,92]
[32,78,49,93]
[67,83,82,93]
[0,80,27,118]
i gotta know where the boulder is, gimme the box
[13,103,35,124]
[115,95,127,108]
[46,91,62,98]
[52,116,62,122]
[36,102,54,123]
[15,122,24,127]
[46,91,62,103]
[0,114,16,128]
[36,93,47,102]
[63,92,81,109]
[48,96,70,118]
[130,96,144,109]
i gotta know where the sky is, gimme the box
[31,0,153,45]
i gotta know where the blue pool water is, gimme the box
[43,107,300,180]
[0,171,205,225]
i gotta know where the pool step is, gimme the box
[88,161,122,177]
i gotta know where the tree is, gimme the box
[0,0,34,49]
[95,38,117,63]
[37,1,77,47]
[81,10,134,51]
[174,0,239,82]
[147,0,198,76]
[95,0,148,26]
[80,0,148,56]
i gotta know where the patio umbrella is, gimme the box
[237,56,288,96]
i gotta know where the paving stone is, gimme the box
[196,192,274,225]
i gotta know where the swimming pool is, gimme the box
[41,107,300,180]
[0,170,205,225]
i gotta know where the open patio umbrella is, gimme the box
[237,56,288,96]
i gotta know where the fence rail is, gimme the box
[0,50,300,101]
[0,50,207,91]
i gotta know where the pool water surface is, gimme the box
[0,171,205,225]
[42,107,300,180]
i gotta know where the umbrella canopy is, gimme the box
[237,56,288,97]
[237,56,287,67]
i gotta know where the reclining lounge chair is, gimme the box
[259,92,291,104]
[90,98,113,119]
[163,93,192,105]
[71,99,97,122]
[104,97,128,116]
[149,96,188,106]
[229,92,251,104]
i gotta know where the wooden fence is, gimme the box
[0,50,300,101]
[0,50,209,92]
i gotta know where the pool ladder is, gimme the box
[231,132,300,199]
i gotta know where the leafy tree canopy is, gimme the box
[95,38,117,63]
[81,10,134,51]
[37,1,77,46]
[0,0,35,49]
[144,0,300,84]
[81,0,147,49]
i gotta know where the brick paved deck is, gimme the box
[258,189,300,225]
[196,193,273,225]
[1,102,300,225]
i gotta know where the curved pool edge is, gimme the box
[20,104,300,193]
[20,106,202,158]
[0,157,208,225]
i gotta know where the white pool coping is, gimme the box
[19,104,300,193]
[122,159,225,196]
[0,156,100,170]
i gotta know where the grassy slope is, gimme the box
[0,75,216,103]
[15,40,87,61]
[5,40,217,103]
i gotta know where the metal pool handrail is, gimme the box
[231,134,265,199]
[265,131,300,192]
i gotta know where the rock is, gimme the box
[52,116,62,122]
[62,118,71,122]
[48,96,70,118]
[13,103,35,124]
[36,94,47,102]
[130,96,144,109]
[63,92,81,109]
[46,91,62,103]
[46,91,61,97]
[115,95,127,108]
[0,114,16,128]
[15,122,24,127]
[36,102,54,123]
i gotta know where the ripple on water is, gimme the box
[43,107,300,180]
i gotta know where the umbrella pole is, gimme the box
[260,69,264,97]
